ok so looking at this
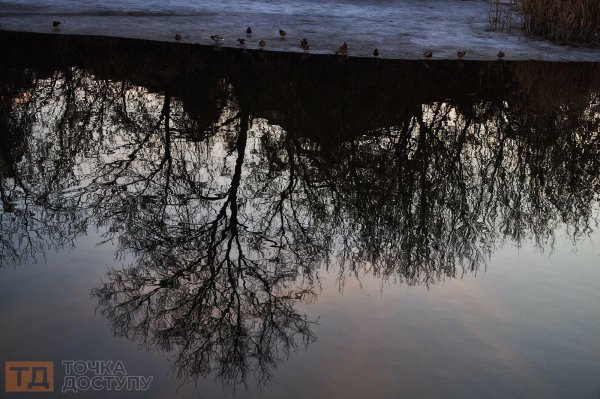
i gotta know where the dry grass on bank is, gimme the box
[489,0,600,45]
[522,0,600,44]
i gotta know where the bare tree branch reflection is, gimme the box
[0,39,599,386]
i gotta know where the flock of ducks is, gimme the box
[50,21,507,60]
[190,26,508,60]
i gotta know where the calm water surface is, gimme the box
[0,33,599,398]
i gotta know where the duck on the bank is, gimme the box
[336,42,349,56]
[300,38,310,52]
[423,50,432,59]
[52,20,61,28]
[497,50,505,59]
[211,34,224,43]
[279,30,287,40]
[246,26,252,36]
[174,33,182,42]
[457,50,466,59]
[237,38,246,46]
[259,39,266,49]
[373,48,379,57]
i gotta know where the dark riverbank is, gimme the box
[2,30,599,146]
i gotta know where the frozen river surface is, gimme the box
[0,0,599,61]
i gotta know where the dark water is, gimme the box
[0,32,600,398]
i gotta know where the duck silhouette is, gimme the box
[300,38,310,52]
[423,50,432,59]
[279,30,287,40]
[336,42,349,56]
[246,26,252,36]
[210,34,224,43]
[457,50,466,59]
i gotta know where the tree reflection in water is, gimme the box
[0,32,599,387]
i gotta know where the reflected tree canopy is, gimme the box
[0,32,599,387]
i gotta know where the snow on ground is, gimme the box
[0,0,598,61]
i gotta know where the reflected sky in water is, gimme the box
[0,33,599,398]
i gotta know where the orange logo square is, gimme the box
[5,361,54,392]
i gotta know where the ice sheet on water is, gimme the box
[0,0,598,61]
